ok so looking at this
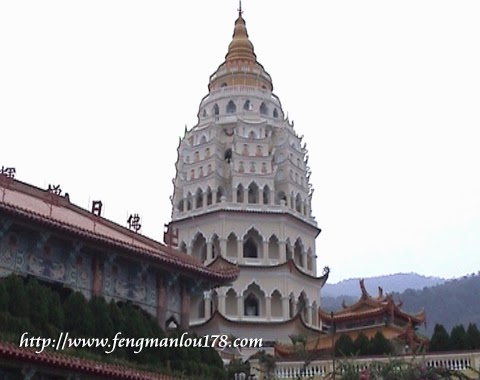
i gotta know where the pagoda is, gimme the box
[168,5,329,353]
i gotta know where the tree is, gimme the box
[0,280,8,312]
[89,296,114,338]
[466,323,480,349]
[335,334,356,356]
[354,333,371,356]
[450,325,468,350]
[429,323,450,352]
[63,291,94,336]
[26,278,49,329]
[4,274,29,317]
[369,332,392,355]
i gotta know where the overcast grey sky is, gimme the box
[1,1,479,283]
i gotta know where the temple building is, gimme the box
[275,279,428,358]
[167,6,329,353]
[0,172,238,331]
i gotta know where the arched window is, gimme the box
[213,104,219,115]
[226,289,238,316]
[221,82,228,87]
[192,233,207,262]
[195,189,203,208]
[296,194,302,212]
[237,184,244,203]
[260,102,268,115]
[226,100,236,114]
[263,185,270,204]
[244,293,259,316]
[273,108,279,118]
[248,182,259,204]
[243,238,258,258]
[206,187,213,206]
[216,187,225,203]
[243,100,252,111]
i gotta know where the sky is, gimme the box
[1,1,479,284]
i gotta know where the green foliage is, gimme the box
[369,332,392,355]
[26,278,50,329]
[0,281,8,312]
[450,325,468,350]
[354,333,371,356]
[63,291,95,337]
[335,334,356,356]
[0,275,227,379]
[466,323,480,349]
[88,297,114,339]
[4,274,29,317]
[47,290,64,330]
[429,323,451,352]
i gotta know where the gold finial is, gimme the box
[238,0,243,17]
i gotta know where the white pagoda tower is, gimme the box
[168,6,329,350]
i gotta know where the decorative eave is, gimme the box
[207,255,329,285]
[193,309,324,334]
[0,341,173,379]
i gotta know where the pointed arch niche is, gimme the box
[243,283,265,317]
[192,233,207,262]
[225,288,238,317]
[271,290,283,319]
[243,228,263,259]
[226,233,237,259]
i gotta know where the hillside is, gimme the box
[322,273,446,297]
[320,272,480,337]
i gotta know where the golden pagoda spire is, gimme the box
[225,1,256,64]
[208,3,273,92]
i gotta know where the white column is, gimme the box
[237,295,243,320]
[206,241,213,261]
[266,296,272,321]
[204,293,211,318]
[282,297,289,320]
[306,305,312,325]
[237,239,243,261]
[218,293,226,315]
[279,240,286,262]
[220,238,227,258]
[262,240,269,264]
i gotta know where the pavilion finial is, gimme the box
[238,0,243,17]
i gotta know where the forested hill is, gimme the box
[393,273,480,336]
[321,273,480,337]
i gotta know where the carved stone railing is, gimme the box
[250,350,480,379]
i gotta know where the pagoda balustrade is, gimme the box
[249,350,480,380]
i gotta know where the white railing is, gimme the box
[250,351,480,379]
